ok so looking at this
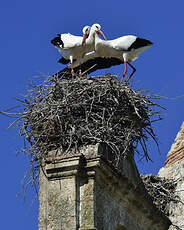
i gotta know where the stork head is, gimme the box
[82,23,107,45]
[82,25,91,46]
[92,23,107,40]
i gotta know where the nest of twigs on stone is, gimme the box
[142,174,180,216]
[1,74,164,190]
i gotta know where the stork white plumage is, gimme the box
[81,24,153,81]
[51,24,106,76]
[51,26,91,76]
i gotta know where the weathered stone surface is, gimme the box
[158,122,184,230]
[39,153,171,230]
[80,178,95,229]
[39,173,78,230]
[96,183,139,230]
[39,154,82,230]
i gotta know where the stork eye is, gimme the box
[95,25,99,29]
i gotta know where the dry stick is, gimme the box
[81,64,97,76]
[8,116,26,129]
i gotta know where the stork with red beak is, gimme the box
[82,25,153,81]
[51,24,106,76]
[82,23,107,46]
[51,26,93,76]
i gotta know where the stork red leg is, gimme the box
[121,61,128,81]
[71,63,75,77]
[79,69,82,78]
[126,62,136,82]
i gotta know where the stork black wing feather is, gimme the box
[127,37,153,51]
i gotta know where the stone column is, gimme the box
[79,173,96,230]
[39,152,171,230]
[39,154,82,230]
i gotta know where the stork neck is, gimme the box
[94,32,102,44]
[85,29,96,45]
[86,29,102,46]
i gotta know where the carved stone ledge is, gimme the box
[45,154,84,179]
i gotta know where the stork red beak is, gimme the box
[97,30,107,40]
[82,33,88,46]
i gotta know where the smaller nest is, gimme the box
[141,174,179,216]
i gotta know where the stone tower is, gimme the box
[159,122,184,229]
[39,144,171,230]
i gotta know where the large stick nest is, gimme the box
[4,74,163,165]
[1,74,166,181]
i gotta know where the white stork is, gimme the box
[51,26,91,76]
[80,24,153,81]
[51,24,106,76]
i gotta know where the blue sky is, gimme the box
[1,0,184,229]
